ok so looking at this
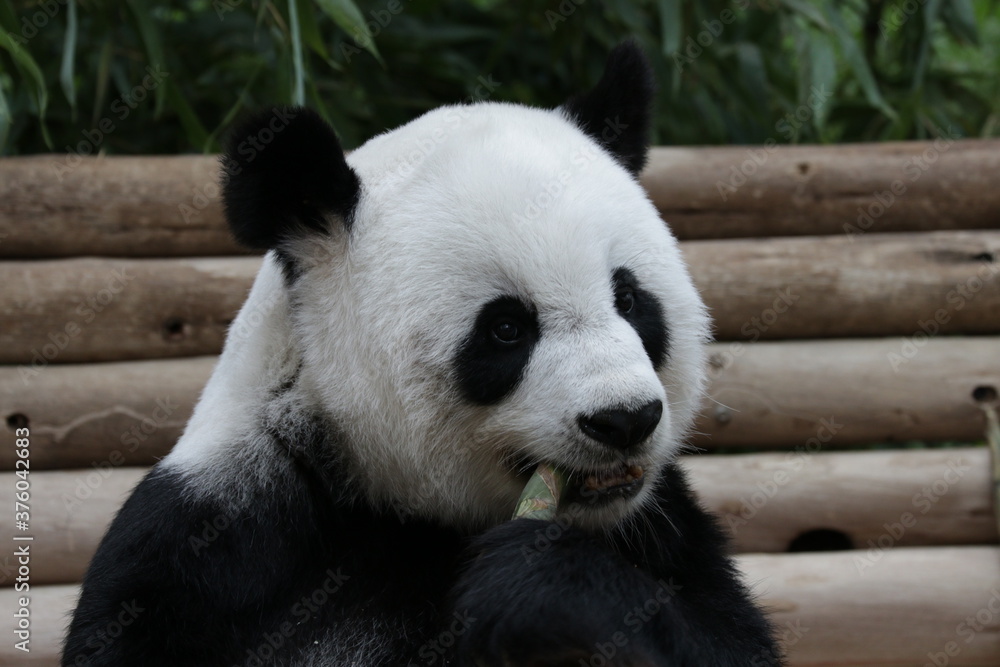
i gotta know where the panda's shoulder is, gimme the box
[77,461,327,608]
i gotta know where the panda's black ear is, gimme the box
[560,40,655,175]
[220,107,361,250]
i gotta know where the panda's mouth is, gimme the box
[581,463,645,494]
[564,462,646,506]
[504,451,647,508]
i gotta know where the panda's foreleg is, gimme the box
[447,464,784,666]
[449,518,669,666]
[605,461,786,665]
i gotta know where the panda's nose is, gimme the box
[578,400,662,451]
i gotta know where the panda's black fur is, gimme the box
[64,43,783,666]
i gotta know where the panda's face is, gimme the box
[221,44,709,530]
[284,104,707,529]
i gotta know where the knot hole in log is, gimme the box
[6,413,29,430]
[972,385,998,404]
[787,528,853,552]
[970,251,995,263]
[163,317,189,342]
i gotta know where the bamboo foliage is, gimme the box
[1,1,997,156]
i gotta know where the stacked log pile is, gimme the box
[1,141,998,665]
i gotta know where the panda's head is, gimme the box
[221,43,710,530]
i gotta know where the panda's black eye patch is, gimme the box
[612,267,669,370]
[455,297,540,405]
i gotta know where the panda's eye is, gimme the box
[615,284,635,315]
[491,318,523,345]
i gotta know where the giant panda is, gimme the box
[64,42,782,666]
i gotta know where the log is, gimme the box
[3,337,995,471]
[4,449,993,586]
[693,337,999,449]
[1,231,998,363]
[685,230,1000,340]
[642,139,1000,239]
[742,546,1000,666]
[686,448,997,554]
[3,141,998,258]
[0,358,214,470]
[0,155,245,257]
[0,469,145,587]
[5,548,998,666]
[0,257,257,364]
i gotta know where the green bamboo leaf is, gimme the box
[807,27,836,133]
[0,76,9,123]
[0,75,11,152]
[90,37,113,129]
[823,5,896,120]
[287,0,305,105]
[60,0,78,113]
[656,0,682,57]
[940,0,979,45]
[256,0,271,28]
[733,42,769,104]
[164,81,211,152]
[779,0,829,31]
[126,0,167,117]
[315,0,383,64]
[911,0,943,93]
[204,63,263,151]
[294,0,333,63]
[0,30,48,122]
[0,119,9,156]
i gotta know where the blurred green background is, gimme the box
[1,0,997,156]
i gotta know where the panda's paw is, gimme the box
[450,519,665,667]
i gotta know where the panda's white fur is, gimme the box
[168,100,709,530]
[66,43,781,667]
